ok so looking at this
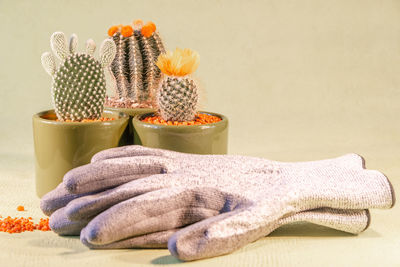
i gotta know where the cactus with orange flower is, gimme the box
[156,48,200,121]
[105,20,166,108]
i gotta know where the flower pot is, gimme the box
[32,109,129,197]
[132,111,228,154]
[105,107,155,146]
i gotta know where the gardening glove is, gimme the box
[78,155,393,260]
[41,174,372,239]
[40,146,373,237]
[54,147,394,260]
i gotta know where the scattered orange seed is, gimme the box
[17,206,24,211]
[121,25,134,37]
[108,25,119,37]
[142,113,222,126]
[0,216,50,234]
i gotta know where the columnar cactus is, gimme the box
[105,20,166,108]
[156,48,200,121]
[41,32,116,121]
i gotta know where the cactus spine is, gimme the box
[106,20,166,108]
[41,32,116,121]
[156,48,200,121]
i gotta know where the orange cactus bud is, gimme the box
[108,26,119,37]
[121,25,133,37]
[141,23,155,38]
[133,19,144,29]
[147,21,156,32]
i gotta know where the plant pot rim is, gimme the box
[132,111,228,129]
[33,109,129,126]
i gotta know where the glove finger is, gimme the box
[277,208,370,234]
[168,205,370,261]
[168,205,273,261]
[81,187,239,246]
[81,229,179,249]
[91,145,178,163]
[40,183,89,216]
[49,207,89,236]
[64,156,170,194]
[66,173,179,221]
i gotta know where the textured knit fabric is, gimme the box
[40,146,395,261]
[79,208,369,249]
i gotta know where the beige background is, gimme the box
[0,0,399,266]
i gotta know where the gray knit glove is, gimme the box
[42,182,370,238]
[40,151,371,244]
[40,146,394,260]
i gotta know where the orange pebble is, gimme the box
[17,206,24,211]
[0,216,50,234]
[121,25,133,37]
[108,25,119,36]
[142,113,221,126]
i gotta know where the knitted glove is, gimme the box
[73,147,394,261]
[41,146,394,260]
[41,167,371,239]
[40,146,372,235]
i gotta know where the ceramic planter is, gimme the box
[132,111,228,154]
[32,109,129,197]
[105,107,155,146]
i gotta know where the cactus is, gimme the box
[155,48,200,121]
[105,20,166,108]
[41,32,116,121]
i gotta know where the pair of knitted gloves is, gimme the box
[40,146,395,261]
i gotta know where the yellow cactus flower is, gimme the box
[156,48,200,77]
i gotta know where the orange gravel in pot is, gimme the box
[142,113,222,126]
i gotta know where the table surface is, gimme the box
[0,148,399,267]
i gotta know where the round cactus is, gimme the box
[156,48,200,121]
[41,32,116,121]
[157,77,198,121]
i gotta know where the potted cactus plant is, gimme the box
[132,48,228,154]
[33,32,129,197]
[104,20,166,145]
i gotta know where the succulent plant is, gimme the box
[105,20,166,108]
[41,32,116,121]
[155,48,200,121]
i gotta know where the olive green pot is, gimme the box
[32,109,129,198]
[132,111,228,154]
[105,106,154,146]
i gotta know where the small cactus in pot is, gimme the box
[41,32,116,121]
[132,48,228,154]
[34,31,128,197]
